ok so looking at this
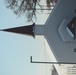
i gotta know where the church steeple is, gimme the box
[0,23,44,38]
[0,23,35,38]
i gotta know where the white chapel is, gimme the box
[1,0,76,75]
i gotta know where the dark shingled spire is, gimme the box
[1,23,35,38]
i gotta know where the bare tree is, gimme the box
[5,0,56,22]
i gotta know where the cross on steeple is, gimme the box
[0,23,44,38]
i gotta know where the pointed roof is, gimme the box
[44,0,76,64]
[1,23,35,38]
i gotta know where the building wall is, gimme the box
[44,0,76,63]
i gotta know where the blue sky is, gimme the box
[0,0,52,75]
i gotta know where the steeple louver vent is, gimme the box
[67,66,76,75]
